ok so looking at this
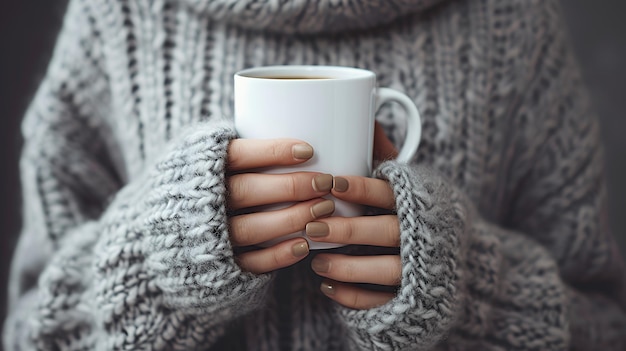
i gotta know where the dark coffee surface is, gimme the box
[256,76,331,80]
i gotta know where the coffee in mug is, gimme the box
[259,76,331,80]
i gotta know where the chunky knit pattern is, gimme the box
[4,0,626,350]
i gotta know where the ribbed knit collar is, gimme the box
[181,0,448,33]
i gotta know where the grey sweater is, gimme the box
[4,0,626,350]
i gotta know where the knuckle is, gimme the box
[270,143,281,161]
[350,290,362,309]
[339,220,355,243]
[355,178,371,201]
[283,175,298,199]
[271,248,284,269]
[360,181,370,200]
[270,141,290,162]
[284,209,299,233]
[286,205,306,232]
[343,261,357,282]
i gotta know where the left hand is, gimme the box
[308,122,402,310]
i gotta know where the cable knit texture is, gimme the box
[4,0,626,350]
[182,0,447,33]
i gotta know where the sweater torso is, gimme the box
[12,0,602,349]
[78,2,540,348]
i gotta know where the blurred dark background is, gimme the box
[1,0,625,346]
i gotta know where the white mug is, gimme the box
[234,65,422,249]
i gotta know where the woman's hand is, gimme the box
[308,122,402,310]
[307,176,401,309]
[226,139,334,274]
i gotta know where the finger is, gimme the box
[373,122,398,161]
[230,199,335,246]
[228,139,314,171]
[331,176,395,210]
[306,215,399,247]
[228,172,333,210]
[236,238,309,274]
[320,280,395,310]
[311,254,401,286]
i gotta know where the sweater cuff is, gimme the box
[336,161,467,350]
[101,120,272,316]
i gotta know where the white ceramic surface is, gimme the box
[234,65,422,249]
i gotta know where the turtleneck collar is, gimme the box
[181,0,448,34]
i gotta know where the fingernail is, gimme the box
[306,222,329,238]
[310,200,335,219]
[292,241,309,258]
[333,177,349,192]
[292,144,314,160]
[320,281,335,296]
[311,257,330,273]
[312,174,333,192]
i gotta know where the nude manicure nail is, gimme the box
[292,144,314,160]
[311,257,330,273]
[292,241,309,258]
[306,222,329,238]
[310,200,335,219]
[333,177,349,192]
[320,281,335,296]
[312,174,333,192]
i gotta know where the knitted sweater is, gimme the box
[4,0,626,350]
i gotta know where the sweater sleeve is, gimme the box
[3,1,271,350]
[335,2,626,351]
[338,161,625,351]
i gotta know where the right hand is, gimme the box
[226,139,334,274]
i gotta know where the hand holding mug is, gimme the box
[226,138,330,274]
[307,123,402,310]
[227,125,403,310]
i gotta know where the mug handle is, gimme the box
[376,88,422,163]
